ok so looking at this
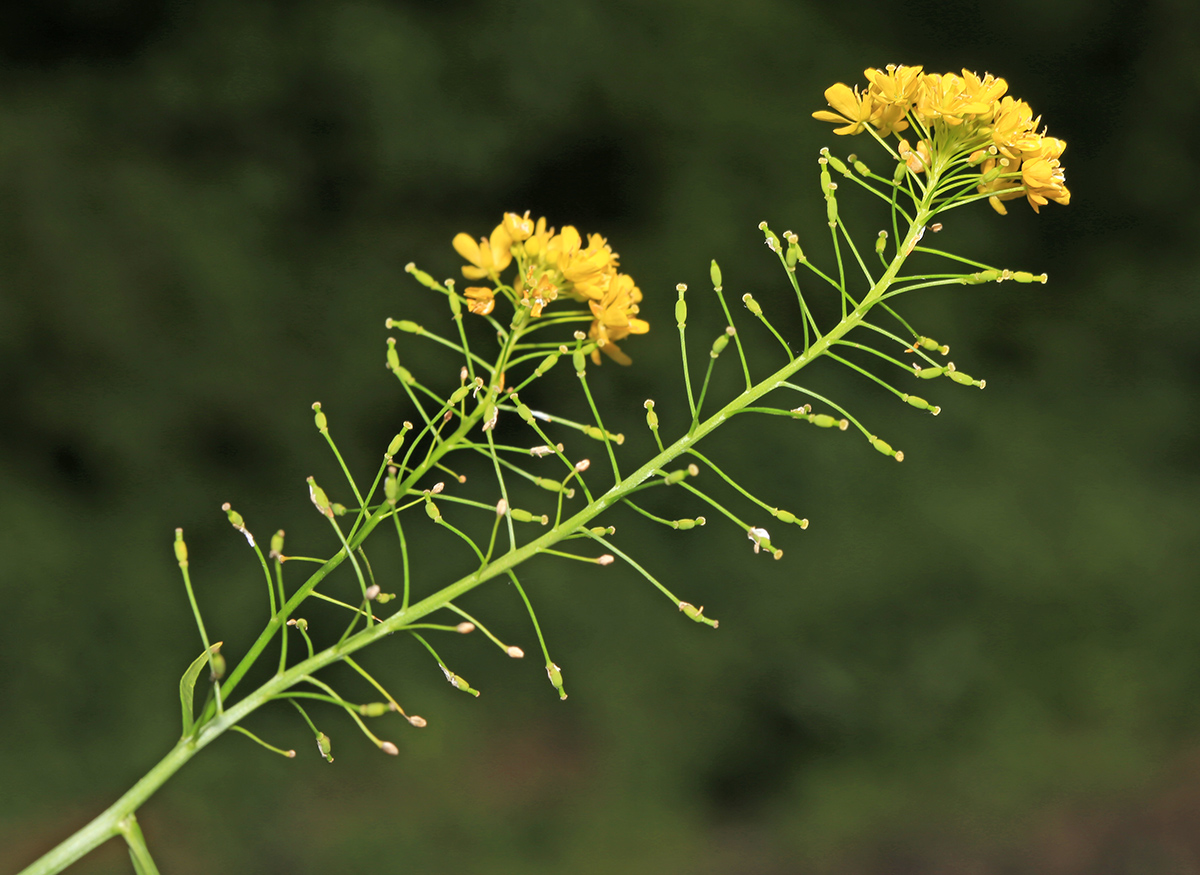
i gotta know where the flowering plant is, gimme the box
[18,67,1068,875]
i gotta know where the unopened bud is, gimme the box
[575,459,590,472]
[596,554,614,566]
[365,584,381,601]
[210,651,226,681]
[710,260,723,288]
[456,622,475,634]
[380,741,400,756]
[506,645,525,659]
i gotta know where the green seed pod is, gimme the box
[331,503,347,516]
[820,162,833,195]
[316,731,333,762]
[773,509,796,524]
[535,477,571,495]
[875,231,888,255]
[710,332,730,358]
[210,652,226,681]
[854,159,871,176]
[392,320,421,334]
[826,196,838,225]
[893,161,907,185]
[970,269,1002,284]
[582,425,605,441]
[510,507,535,523]
[535,353,559,376]
[404,262,440,290]
[312,402,327,433]
[572,350,586,374]
[449,384,470,405]
[1012,271,1035,283]
[384,470,399,505]
[948,368,981,387]
[424,500,441,522]
[710,260,723,288]
[294,618,308,632]
[644,399,659,431]
[386,338,400,371]
[825,152,849,176]
[546,663,567,700]
[360,702,390,718]
[679,602,707,622]
[516,403,534,424]
[916,337,941,352]
[869,435,902,461]
[447,671,480,696]
[675,296,688,326]
[270,530,284,557]
[904,394,932,410]
[674,518,696,530]
[916,366,946,379]
[663,469,688,485]
[447,290,462,316]
[386,432,406,457]
[742,293,762,316]
[758,221,781,254]
[809,413,838,428]
[174,529,188,565]
[307,477,332,517]
[223,504,245,530]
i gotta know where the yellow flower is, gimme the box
[915,72,968,126]
[958,69,1007,117]
[864,64,922,134]
[812,83,875,135]
[1020,136,1070,212]
[463,286,496,316]
[452,224,513,280]
[503,210,534,242]
[588,273,648,365]
[897,138,931,174]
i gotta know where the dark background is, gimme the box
[3,1,1199,873]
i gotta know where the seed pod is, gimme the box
[710,332,730,358]
[893,161,907,185]
[546,663,567,700]
[915,366,946,379]
[386,431,406,457]
[424,500,441,522]
[391,320,421,334]
[644,399,659,431]
[742,293,762,316]
[449,384,470,405]
[758,221,781,254]
[316,732,334,762]
[270,530,284,558]
[360,702,390,717]
[710,260,723,288]
[572,350,586,374]
[809,413,839,429]
[535,353,559,376]
[675,296,688,326]
[854,159,870,176]
[825,152,849,176]
[404,262,440,289]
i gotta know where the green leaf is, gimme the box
[180,642,222,737]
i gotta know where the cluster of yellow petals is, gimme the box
[452,212,648,364]
[813,65,1070,215]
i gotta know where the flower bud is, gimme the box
[710,259,723,288]
[596,554,614,565]
[380,741,400,756]
[507,645,525,659]
[457,622,475,634]
[209,651,226,681]
[365,584,381,601]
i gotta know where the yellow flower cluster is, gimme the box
[813,65,1070,215]
[452,212,648,364]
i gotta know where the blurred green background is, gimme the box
[3,1,1199,873]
